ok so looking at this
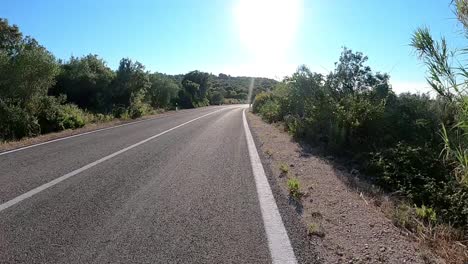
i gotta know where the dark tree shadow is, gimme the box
[288,196,304,215]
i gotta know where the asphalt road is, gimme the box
[0,105,316,264]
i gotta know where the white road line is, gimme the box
[242,109,298,264]
[0,108,229,213]
[0,107,224,156]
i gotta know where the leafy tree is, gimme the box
[0,18,22,56]
[147,73,179,108]
[208,91,224,105]
[328,48,391,97]
[0,36,58,108]
[111,58,150,107]
[177,89,194,109]
[284,65,325,117]
[51,54,115,112]
[181,70,210,107]
[0,19,83,140]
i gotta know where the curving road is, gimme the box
[0,105,314,264]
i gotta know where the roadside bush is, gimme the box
[259,99,281,123]
[128,102,152,119]
[87,113,113,123]
[112,105,128,118]
[252,92,272,113]
[224,98,241,104]
[367,142,446,202]
[193,97,209,108]
[208,91,224,105]
[287,178,302,200]
[36,96,86,133]
[334,95,386,152]
[367,142,468,227]
[58,104,86,129]
[283,114,304,137]
[251,92,282,123]
[0,100,40,140]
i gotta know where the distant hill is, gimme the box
[210,73,277,103]
[165,73,277,103]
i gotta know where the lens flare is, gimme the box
[234,0,302,61]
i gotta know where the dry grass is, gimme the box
[279,162,289,174]
[333,164,467,263]
[381,201,467,264]
[424,225,467,264]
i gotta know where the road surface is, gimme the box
[0,105,314,263]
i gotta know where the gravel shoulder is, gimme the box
[247,112,435,264]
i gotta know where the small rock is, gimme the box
[289,164,294,167]
[380,247,386,252]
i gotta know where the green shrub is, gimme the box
[128,102,152,119]
[252,92,272,113]
[58,104,86,129]
[209,91,224,105]
[415,205,437,223]
[36,96,86,133]
[259,99,281,123]
[224,98,241,104]
[368,143,444,200]
[35,96,64,133]
[194,98,210,108]
[368,142,468,227]
[112,105,128,118]
[0,100,40,140]
[393,204,416,230]
[334,95,386,152]
[89,113,113,123]
[287,178,302,200]
[279,163,289,174]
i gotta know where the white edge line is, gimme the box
[0,108,229,213]
[242,109,298,264]
[0,107,224,156]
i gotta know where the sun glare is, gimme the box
[234,0,302,61]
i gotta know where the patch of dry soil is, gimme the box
[247,112,439,264]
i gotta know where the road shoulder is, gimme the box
[246,112,320,264]
[247,112,432,264]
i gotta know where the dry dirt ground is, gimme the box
[247,112,443,264]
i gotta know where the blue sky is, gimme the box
[1,0,466,93]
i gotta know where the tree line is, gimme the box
[0,18,276,141]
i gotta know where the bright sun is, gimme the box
[234,0,302,61]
